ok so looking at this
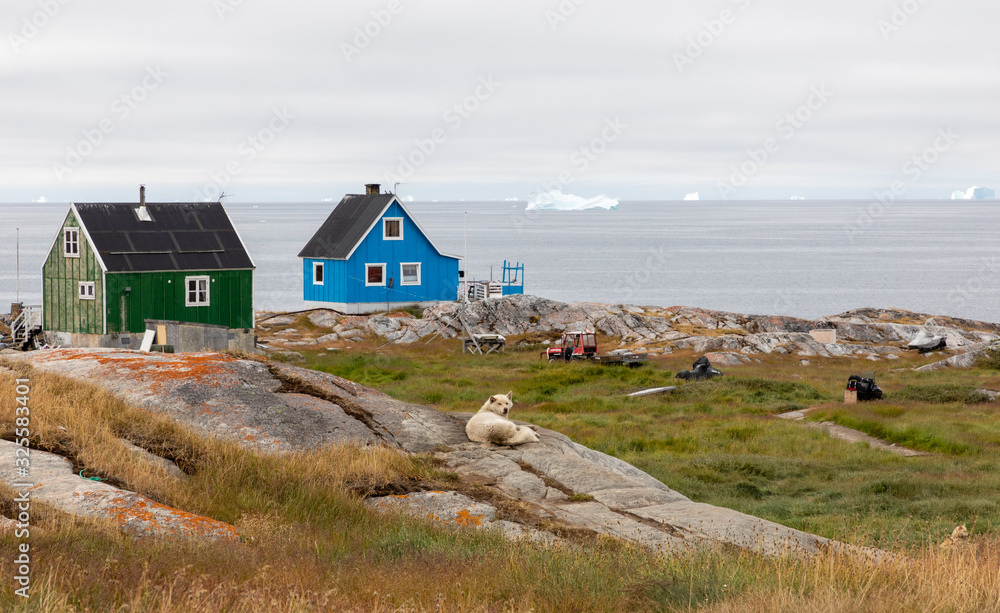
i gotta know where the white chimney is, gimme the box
[137,184,151,221]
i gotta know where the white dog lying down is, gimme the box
[465,391,540,446]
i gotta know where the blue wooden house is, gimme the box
[298,184,461,314]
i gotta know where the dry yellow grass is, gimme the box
[5,354,1000,611]
[0,357,435,519]
[697,541,1000,613]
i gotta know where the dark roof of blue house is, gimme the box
[297,194,396,260]
[72,202,254,273]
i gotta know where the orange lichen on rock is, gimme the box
[32,350,242,393]
[453,509,485,527]
[98,493,240,542]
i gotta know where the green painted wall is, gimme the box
[42,209,105,334]
[105,270,254,333]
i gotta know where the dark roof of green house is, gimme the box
[297,194,396,260]
[73,202,254,273]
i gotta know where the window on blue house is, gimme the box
[313,262,324,285]
[401,263,420,285]
[366,264,386,286]
[383,218,403,240]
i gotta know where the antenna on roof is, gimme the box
[218,191,233,203]
[393,182,404,195]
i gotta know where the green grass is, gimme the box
[7,342,1000,610]
[976,347,1000,370]
[303,341,1000,549]
[891,384,992,404]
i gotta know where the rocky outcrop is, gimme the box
[257,296,1000,363]
[916,340,1000,372]
[0,439,238,542]
[365,491,557,545]
[12,349,882,559]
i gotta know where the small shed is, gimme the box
[42,187,255,351]
[298,184,461,314]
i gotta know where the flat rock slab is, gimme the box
[434,439,835,556]
[269,362,470,453]
[368,491,497,527]
[0,440,238,542]
[628,387,677,397]
[806,422,931,457]
[20,349,386,452]
[119,439,187,480]
[915,341,1000,372]
[538,501,688,554]
[977,389,1000,401]
[778,409,929,457]
[631,500,825,556]
[366,491,558,545]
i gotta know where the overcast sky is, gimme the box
[2,0,997,203]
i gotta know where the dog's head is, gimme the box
[953,524,969,539]
[481,391,514,416]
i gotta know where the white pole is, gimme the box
[16,227,20,303]
[464,211,468,304]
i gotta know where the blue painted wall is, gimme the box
[302,201,459,304]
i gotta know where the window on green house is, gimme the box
[185,276,210,306]
[64,228,80,257]
[78,282,95,300]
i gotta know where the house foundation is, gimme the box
[48,320,254,353]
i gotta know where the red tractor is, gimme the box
[545,330,598,361]
[544,330,647,367]
[545,330,597,361]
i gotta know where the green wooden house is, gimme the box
[42,189,255,350]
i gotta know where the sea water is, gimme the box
[1,200,997,322]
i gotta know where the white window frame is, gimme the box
[185,275,211,307]
[313,261,325,285]
[64,228,80,258]
[383,217,403,241]
[400,262,421,286]
[78,282,95,300]
[365,263,386,287]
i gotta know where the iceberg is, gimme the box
[684,192,700,201]
[951,186,995,200]
[525,190,618,211]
